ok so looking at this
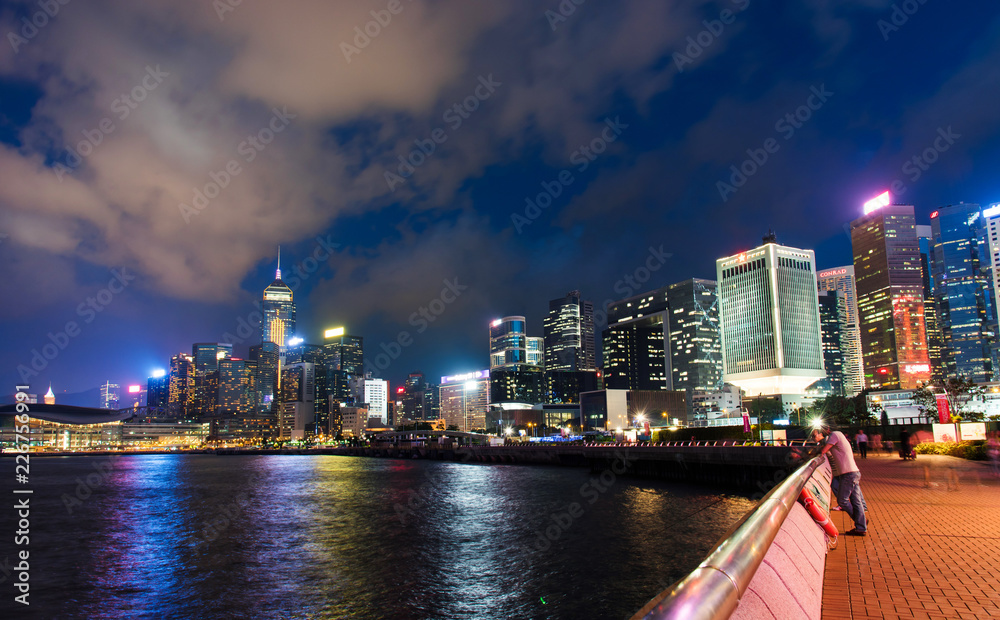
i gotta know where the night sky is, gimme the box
[2,0,999,398]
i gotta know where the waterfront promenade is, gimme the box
[822,454,1000,619]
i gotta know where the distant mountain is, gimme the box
[58,387,103,407]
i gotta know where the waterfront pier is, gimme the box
[822,454,1000,619]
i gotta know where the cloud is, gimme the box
[0,0,968,318]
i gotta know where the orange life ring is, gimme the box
[800,487,838,538]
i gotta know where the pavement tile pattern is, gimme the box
[821,453,1000,619]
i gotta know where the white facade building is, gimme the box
[364,378,389,424]
[717,237,826,396]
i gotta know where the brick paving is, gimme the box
[821,453,1000,619]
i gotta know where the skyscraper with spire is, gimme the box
[262,247,296,349]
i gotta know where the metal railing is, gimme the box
[630,454,824,620]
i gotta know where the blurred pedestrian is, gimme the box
[899,428,911,460]
[856,429,868,459]
[987,432,1000,478]
[871,434,883,456]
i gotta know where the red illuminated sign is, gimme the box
[397,387,405,394]
[929,211,939,219]
[878,368,889,374]
[818,268,847,278]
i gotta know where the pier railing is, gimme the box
[630,454,823,620]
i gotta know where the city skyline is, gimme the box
[3,1,1000,395]
[12,194,1000,399]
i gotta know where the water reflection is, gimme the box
[17,455,754,619]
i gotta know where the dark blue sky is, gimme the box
[2,0,999,398]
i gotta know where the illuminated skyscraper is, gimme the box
[490,316,528,369]
[192,343,232,416]
[363,376,389,424]
[99,381,120,409]
[439,371,490,431]
[543,291,596,372]
[817,290,846,396]
[490,317,543,405]
[219,358,257,415]
[666,278,722,391]
[280,362,316,440]
[249,342,279,414]
[717,233,825,396]
[929,203,997,382]
[816,266,864,395]
[147,370,169,408]
[916,226,945,383]
[168,353,195,417]
[323,327,364,406]
[850,193,931,389]
[262,247,296,348]
[602,287,671,391]
[44,384,55,405]
[985,203,1000,321]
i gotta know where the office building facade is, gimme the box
[147,373,169,408]
[99,382,120,410]
[850,198,931,389]
[930,203,997,382]
[916,226,946,383]
[439,371,490,432]
[543,291,596,372]
[262,250,296,348]
[816,266,865,396]
[716,235,825,396]
[665,278,722,391]
[817,290,846,396]
[602,287,671,391]
[250,342,279,414]
[168,353,195,417]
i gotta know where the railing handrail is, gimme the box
[630,455,824,620]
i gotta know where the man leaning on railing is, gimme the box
[793,425,868,536]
